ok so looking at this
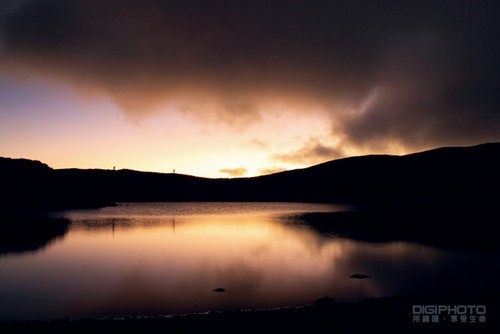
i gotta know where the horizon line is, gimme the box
[2,141,498,179]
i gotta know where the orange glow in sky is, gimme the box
[1,0,498,177]
[0,77,355,177]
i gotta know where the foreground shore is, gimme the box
[1,288,498,333]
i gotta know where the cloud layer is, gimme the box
[1,0,499,159]
[219,167,247,177]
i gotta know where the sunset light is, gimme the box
[2,1,499,177]
[1,1,500,331]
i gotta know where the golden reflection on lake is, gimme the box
[0,202,478,320]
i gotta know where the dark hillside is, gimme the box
[1,142,499,211]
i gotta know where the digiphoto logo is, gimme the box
[412,305,487,324]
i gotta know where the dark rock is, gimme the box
[349,274,371,279]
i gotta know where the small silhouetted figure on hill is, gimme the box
[113,166,116,171]
[173,169,175,173]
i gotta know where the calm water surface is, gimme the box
[1,202,499,320]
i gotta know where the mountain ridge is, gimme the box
[1,142,499,211]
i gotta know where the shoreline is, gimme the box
[292,204,500,252]
[1,288,498,333]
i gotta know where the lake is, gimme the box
[1,202,499,320]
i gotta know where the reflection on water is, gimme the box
[0,216,69,256]
[0,202,499,320]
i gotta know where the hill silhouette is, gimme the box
[1,142,499,211]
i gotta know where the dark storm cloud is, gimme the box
[1,0,499,152]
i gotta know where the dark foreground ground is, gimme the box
[1,288,498,334]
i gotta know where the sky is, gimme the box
[1,0,499,178]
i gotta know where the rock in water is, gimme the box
[349,274,371,279]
